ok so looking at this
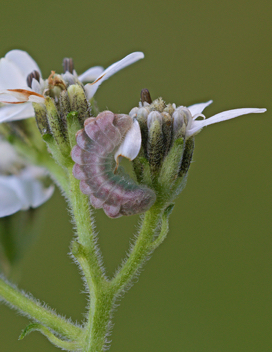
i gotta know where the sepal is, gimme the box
[67,84,91,126]
[158,137,185,192]
[44,97,70,157]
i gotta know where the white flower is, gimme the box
[83,52,144,100]
[0,50,144,123]
[174,100,266,137]
[0,138,54,217]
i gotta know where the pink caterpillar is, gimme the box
[71,111,156,218]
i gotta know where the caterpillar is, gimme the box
[71,111,156,218]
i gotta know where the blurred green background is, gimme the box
[0,0,271,351]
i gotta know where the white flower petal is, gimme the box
[187,107,267,137]
[84,52,144,99]
[188,100,213,117]
[0,171,54,217]
[19,177,54,208]
[0,59,27,89]
[0,89,26,103]
[0,178,22,217]
[5,50,41,77]
[114,119,141,163]
[31,78,42,94]
[62,71,77,86]
[0,103,34,122]
[28,95,45,104]
[78,66,104,82]
[0,89,45,104]
[19,166,54,208]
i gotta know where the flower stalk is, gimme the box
[68,162,169,351]
[0,275,83,340]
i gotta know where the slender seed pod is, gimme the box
[71,111,156,218]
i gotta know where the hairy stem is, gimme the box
[112,203,163,293]
[41,154,70,195]
[68,167,106,287]
[84,283,114,352]
[0,275,82,340]
[84,203,166,351]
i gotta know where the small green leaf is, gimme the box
[19,323,81,350]
[19,323,40,340]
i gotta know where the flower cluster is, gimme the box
[129,90,266,204]
[0,49,144,217]
[0,50,267,218]
[0,50,144,122]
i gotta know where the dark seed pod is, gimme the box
[71,111,156,218]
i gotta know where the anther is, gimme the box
[63,58,74,74]
[141,89,152,105]
[26,70,40,88]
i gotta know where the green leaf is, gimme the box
[19,323,81,351]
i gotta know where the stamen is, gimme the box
[63,58,74,74]
[26,70,40,88]
[141,89,152,105]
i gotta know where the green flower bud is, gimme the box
[45,97,70,156]
[131,92,195,202]
[67,84,91,126]
[147,111,164,174]
[32,103,50,135]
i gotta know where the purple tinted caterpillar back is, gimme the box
[71,111,156,218]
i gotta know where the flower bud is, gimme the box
[132,93,195,202]
[45,97,70,156]
[147,111,164,174]
[32,103,50,135]
[59,90,71,121]
[173,106,190,139]
[161,112,173,157]
[67,84,91,126]
[136,107,149,152]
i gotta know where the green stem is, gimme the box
[112,204,163,293]
[84,284,114,352]
[68,167,106,287]
[68,166,113,351]
[61,165,168,351]
[149,212,170,250]
[41,154,70,195]
[83,203,166,351]
[0,275,82,340]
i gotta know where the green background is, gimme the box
[0,0,271,351]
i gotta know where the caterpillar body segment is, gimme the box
[71,111,156,218]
